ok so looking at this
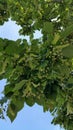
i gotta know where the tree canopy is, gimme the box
[0,0,73,129]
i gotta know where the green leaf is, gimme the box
[61,24,73,39]
[52,33,60,45]
[7,103,17,122]
[13,80,25,91]
[43,22,53,33]
[68,77,73,84]
[4,84,14,95]
[0,39,4,51]
[31,82,40,88]
[15,99,24,111]
[25,97,35,106]
[11,97,24,111]
[62,45,73,58]
[0,59,8,75]
[67,102,73,115]
[5,42,19,55]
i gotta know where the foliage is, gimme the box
[0,0,9,25]
[0,0,73,129]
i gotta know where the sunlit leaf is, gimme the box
[52,33,60,45]
[13,80,25,91]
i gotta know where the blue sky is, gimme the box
[0,19,64,130]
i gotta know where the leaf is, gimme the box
[15,99,24,111]
[31,82,40,88]
[5,42,19,55]
[7,96,25,122]
[61,24,73,39]
[11,97,24,111]
[13,80,25,91]
[0,39,4,51]
[68,77,73,84]
[62,45,73,58]
[0,59,8,75]
[55,44,69,50]
[67,102,73,115]
[7,103,17,122]
[4,84,14,96]
[25,97,35,106]
[43,22,53,33]
[52,33,60,45]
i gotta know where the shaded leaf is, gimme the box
[62,45,73,58]
[43,22,53,33]
[61,24,73,40]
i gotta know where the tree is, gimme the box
[0,0,73,129]
[0,0,9,24]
